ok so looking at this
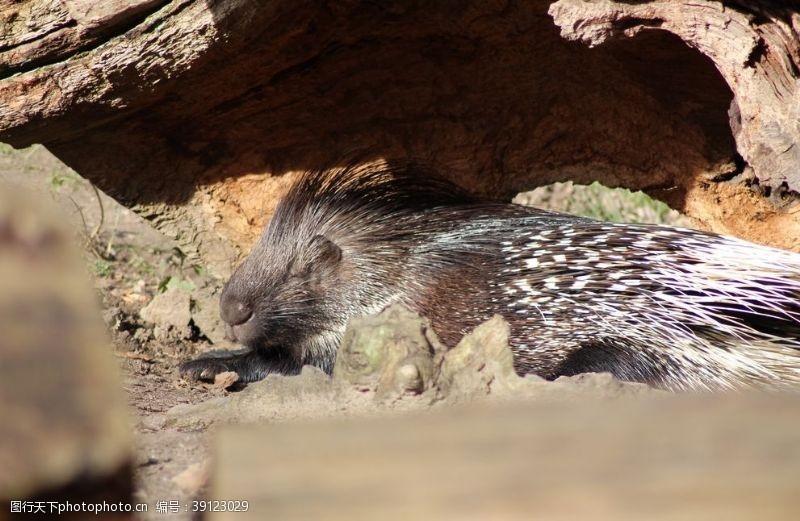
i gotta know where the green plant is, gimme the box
[93,259,115,278]
[157,276,196,293]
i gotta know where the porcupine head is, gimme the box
[217,169,416,375]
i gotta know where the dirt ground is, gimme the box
[0,144,694,520]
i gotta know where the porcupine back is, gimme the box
[490,220,800,390]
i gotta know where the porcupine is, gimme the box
[179,163,800,391]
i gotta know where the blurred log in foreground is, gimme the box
[1,1,799,277]
[213,394,800,521]
[0,186,132,520]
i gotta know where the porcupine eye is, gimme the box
[288,234,342,282]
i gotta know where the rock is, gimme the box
[140,287,192,340]
[191,289,236,348]
[436,314,521,401]
[214,371,240,390]
[132,279,146,295]
[172,461,211,494]
[333,305,446,400]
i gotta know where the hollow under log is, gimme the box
[1,0,799,277]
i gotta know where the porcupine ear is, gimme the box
[290,234,342,277]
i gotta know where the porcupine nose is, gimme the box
[219,292,253,326]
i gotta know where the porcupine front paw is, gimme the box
[178,348,290,383]
[178,355,235,382]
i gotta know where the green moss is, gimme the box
[47,170,81,192]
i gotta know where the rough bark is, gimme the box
[0,1,799,276]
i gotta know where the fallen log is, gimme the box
[1,1,798,276]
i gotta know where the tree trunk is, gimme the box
[1,0,799,277]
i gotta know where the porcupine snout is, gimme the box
[219,285,257,343]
